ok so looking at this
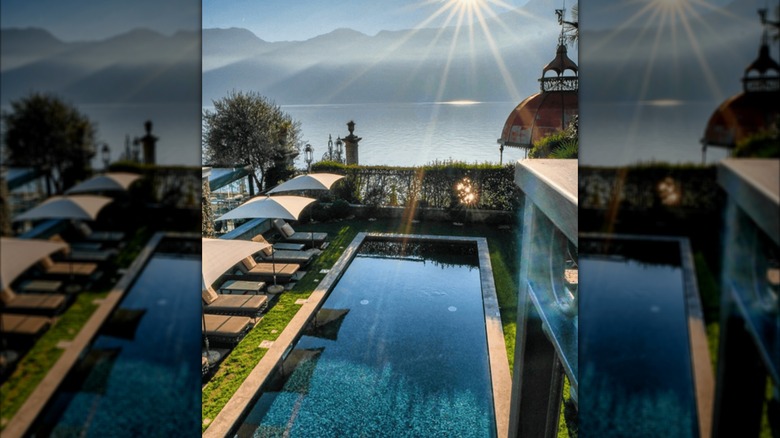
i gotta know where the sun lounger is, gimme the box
[202,314,252,346]
[72,222,125,243]
[19,280,63,293]
[202,285,268,317]
[1,287,67,315]
[60,249,118,263]
[257,249,315,266]
[271,219,327,248]
[251,234,315,265]
[0,313,52,337]
[40,256,98,276]
[233,256,300,282]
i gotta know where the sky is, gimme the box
[202,0,532,42]
[0,0,200,40]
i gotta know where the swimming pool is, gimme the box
[578,235,709,437]
[28,238,201,437]
[235,238,497,437]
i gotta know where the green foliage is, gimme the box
[312,161,520,212]
[0,291,108,429]
[202,91,301,191]
[733,127,780,158]
[529,130,570,158]
[529,115,578,159]
[2,93,96,193]
[550,138,579,159]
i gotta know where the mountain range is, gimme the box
[579,0,770,102]
[1,28,200,105]
[2,0,766,108]
[202,0,570,105]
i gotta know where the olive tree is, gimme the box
[202,91,301,191]
[2,93,96,193]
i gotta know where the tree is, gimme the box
[2,93,96,193]
[202,91,301,191]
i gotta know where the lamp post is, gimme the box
[101,143,111,170]
[335,137,343,163]
[132,137,141,162]
[304,143,314,173]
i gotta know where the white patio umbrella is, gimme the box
[216,195,316,222]
[266,173,344,194]
[201,238,271,289]
[0,237,70,368]
[216,195,316,292]
[201,237,271,366]
[0,237,68,290]
[13,195,113,222]
[65,172,141,195]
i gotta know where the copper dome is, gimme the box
[499,41,579,150]
[500,90,578,147]
[702,36,780,152]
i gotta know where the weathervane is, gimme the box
[555,1,578,47]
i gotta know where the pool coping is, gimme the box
[580,232,714,438]
[2,231,199,438]
[204,232,511,438]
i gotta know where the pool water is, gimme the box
[237,240,496,437]
[29,250,202,437]
[579,238,698,437]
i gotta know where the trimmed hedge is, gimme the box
[312,161,520,212]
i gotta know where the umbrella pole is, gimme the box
[272,247,277,286]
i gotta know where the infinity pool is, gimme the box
[236,239,496,437]
[29,239,201,437]
[579,236,701,437]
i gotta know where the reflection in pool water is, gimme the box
[579,239,698,437]
[30,249,201,437]
[237,241,496,437]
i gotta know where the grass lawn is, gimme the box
[202,217,527,432]
[0,228,152,430]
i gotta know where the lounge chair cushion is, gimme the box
[4,293,66,311]
[202,285,220,305]
[40,256,55,270]
[0,314,51,336]
[49,234,72,255]
[1,287,16,304]
[242,256,257,270]
[280,223,295,238]
[42,259,98,276]
[251,235,274,257]
[205,294,268,315]
[75,222,93,238]
[202,314,252,337]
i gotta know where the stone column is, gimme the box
[343,120,362,165]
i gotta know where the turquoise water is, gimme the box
[30,248,202,437]
[236,241,496,437]
[579,239,698,437]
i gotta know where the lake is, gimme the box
[205,101,529,168]
[579,100,730,167]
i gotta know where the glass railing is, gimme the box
[509,159,578,438]
[714,158,779,436]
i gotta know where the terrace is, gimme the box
[0,164,201,437]
[200,160,578,437]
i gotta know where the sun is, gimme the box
[447,0,484,6]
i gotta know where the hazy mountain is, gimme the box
[579,0,767,102]
[0,28,200,105]
[202,0,570,105]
